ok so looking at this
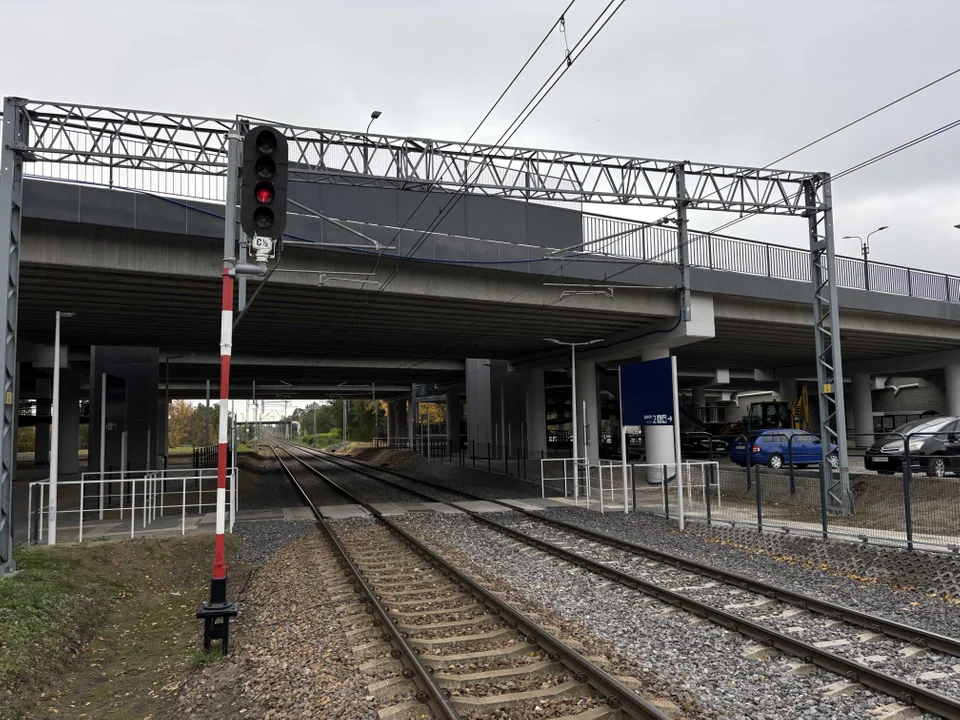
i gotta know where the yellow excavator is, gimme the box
[719,386,810,437]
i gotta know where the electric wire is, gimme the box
[317,1,627,367]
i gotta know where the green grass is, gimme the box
[0,535,238,719]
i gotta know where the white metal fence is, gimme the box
[28,467,237,545]
[542,457,722,527]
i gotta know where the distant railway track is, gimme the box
[271,441,671,720]
[297,443,960,719]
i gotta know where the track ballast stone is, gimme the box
[532,506,960,640]
[398,511,938,720]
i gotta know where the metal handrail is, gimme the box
[582,213,959,303]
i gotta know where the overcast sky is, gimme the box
[4,0,960,271]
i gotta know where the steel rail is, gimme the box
[300,445,960,719]
[274,441,670,720]
[308,444,960,658]
[268,445,460,719]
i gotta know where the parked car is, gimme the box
[729,429,838,469]
[864,416,960,477]
[681,431,728,456]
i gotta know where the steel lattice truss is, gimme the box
[10,100,822,214]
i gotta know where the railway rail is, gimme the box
[270,441,672,720]
[295,442,960,719]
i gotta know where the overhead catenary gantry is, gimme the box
[0,97,850,575]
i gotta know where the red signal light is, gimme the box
[255,182,274,204]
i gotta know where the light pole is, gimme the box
[842,226,888,291]
[48,310,75,544]
[544,338,603,501]
[366,110,382,134]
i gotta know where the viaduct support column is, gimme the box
[779,377,797,403]
[407,391,416,449]
[56,371,80,476]
[946,365,960,417]
[35,379,51,465]
[525,369,547,458]
[446,386,462,451]
[574,358,600,467]
[466,359,493,450]
[692,385,707,409]
[642,348,675,478]
[851,373,873,448]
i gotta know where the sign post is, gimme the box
[619,357,684,526]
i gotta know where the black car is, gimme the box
[680,431,728,457]
[864,416,960,477]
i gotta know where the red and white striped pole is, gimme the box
[212,266,234,595]
[196,130,240,653]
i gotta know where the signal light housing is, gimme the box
[240,125,288,239]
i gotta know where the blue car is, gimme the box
[730,429,839,469]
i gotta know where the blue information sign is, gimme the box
[620,358,675,426]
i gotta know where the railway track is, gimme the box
[270,442,672,720]
[296,442,960,719]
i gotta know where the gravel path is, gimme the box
[397,511,938,720]
[166,522,381,720]
[532,507,960,640]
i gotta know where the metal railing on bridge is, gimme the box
[582,214,960,303]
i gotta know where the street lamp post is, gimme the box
[544,338,603,502]
[48,310,75,545]
[842,226,888,291]
[366,110,382,134]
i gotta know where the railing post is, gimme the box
[765,243,772,277]
[904,436,914,551]
[945,273,951,303]
[704,464,712,525]
[487,442,491,472]
[907,269,913,297]
[662,465,669,519]
[754,463,762,533]
[788,435,796,495]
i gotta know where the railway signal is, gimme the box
[240,125,288,258]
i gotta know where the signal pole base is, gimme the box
[196,577,238,655]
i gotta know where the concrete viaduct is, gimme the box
[17,175,960,476]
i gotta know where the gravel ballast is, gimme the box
[532,506,960,640]
[167,522,381,719]
[397,511,939,720]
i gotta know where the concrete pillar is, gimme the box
[445,386,462,450]
[386,401,392,446]
[642,348,675,474]
[525,369,547,458]
[56,371,81,475]
[778,377,797,403]
[35,378,51,465]
[574,357,600,466]
[692,385,707,408]
[466,359,493,450]
[407,392,416,447]
[946,365,960,416]
[88,347,159,473]
[851,373,873,447]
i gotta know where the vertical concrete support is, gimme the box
[574,357,600,466]
[946,365,960,417]
[642,348,675,472]
[525,368,547,458]
[466,359,492,449]
[407,391,416,447]
[851,373,873,447]
[779,377,797,402]
[35,378,51,465]
[445,386,462,450]
[88,347,159,473]
[56,371,80,475]
[692,386,707,409]
[386,401,392,446]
